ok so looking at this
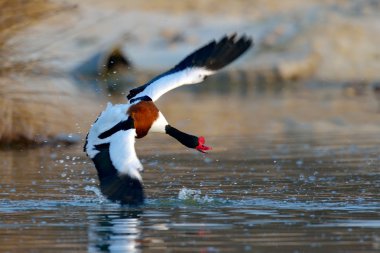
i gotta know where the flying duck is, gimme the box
[84,34,252,205]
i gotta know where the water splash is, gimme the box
[177,187,214,204]
[83,185,107,203]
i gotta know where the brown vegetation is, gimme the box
[0,0,63,72]
[0,1,96,144]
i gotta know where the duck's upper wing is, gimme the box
[127,34,252,102]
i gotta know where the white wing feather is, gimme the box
[109,129,143,181]
[138,67,214,102]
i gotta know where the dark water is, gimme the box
[0,133,379,253]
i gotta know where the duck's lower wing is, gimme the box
[90,129,144,205]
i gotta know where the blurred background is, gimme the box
[2,2,380,252]
[1,0,380,144]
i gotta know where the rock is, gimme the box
[275,50,320,81]
[159,29,186,45]
[71,44,135,94]
[342,81,368,97]
[372,81,380,112]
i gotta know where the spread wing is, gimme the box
[127,34,252,102]
[87,128,144,205]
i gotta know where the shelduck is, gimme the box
[84,34,252,205]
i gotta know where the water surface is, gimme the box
[1,132,379,252]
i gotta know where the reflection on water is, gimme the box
[88,210,142,252]
[0,130,380,252]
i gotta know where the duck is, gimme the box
[84,34,252,205]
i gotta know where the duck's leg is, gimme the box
[165,125,211,153]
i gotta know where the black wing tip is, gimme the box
[174,33,253,72]
[217,33,250,45]
[206,33,253,70]
[126,87,142,100]
[224,33,253,45]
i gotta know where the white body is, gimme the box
[85,103,144,180]
[85,102,168,181]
